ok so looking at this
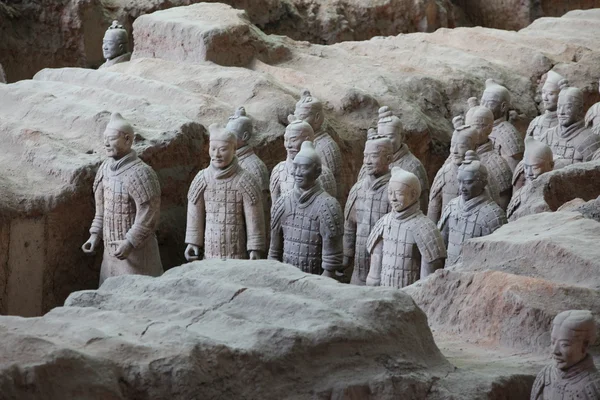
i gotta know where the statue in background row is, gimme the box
[527,71,564,140]
[343,136,393,285]
[358,106,430,213]
[270,120,337,204]
[531,310,600,399]
[585,78,600,135]
[438,151,506,266]
[366,167,446,288]
[185,128,265,261]
[269,141,344,277]
[290,89,342,198]
[82,112,163,284]
[100,21,131,69]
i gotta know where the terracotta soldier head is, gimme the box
[103,21,129,62]
[523,138,554,182]
[284,119,315,162]
[377,106,404,153]
[225,106,253,149]
[208,127,237,169]
[363,137,393,178]
[293,141,321,190]
[452,125,477,165]
[388,167,421,212]
[557,82,584,128]
[541,71,564,112]
[366,127,378,140]
[103,112,134,160]
[457,151,488,201]
[550,310,597,371]
[465,106,494,146]
[292,89,324,133]
[481,79,511,120]
[463,97,479,123]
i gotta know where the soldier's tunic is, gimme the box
[90,150,163,284]
[476,140,512,208]
[269,183,344,274]
[539,121,600,168]
[186,158,265,259]
[366,203,446,288]
[527,110,559,141]
[269,158,337,204]
[531,355,600,400]
[343,173,391,285]
[358,144,429,213]
[506,184,550,222]
[584,103,600,135]
[490,116,524,172]
[314,129,342,196]
[427,162,460,224]
[98,52,131,69]
[438,193,506,266]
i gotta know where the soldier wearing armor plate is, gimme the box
[531,310,600,400]
[291,89,342,197]
[343,136,393,285]
[185,127,265,261]
[270,120,337,204]
[428,125,477,224]
[480,79,524,172]
[82,112,163,284]
[507,138,554,222]
[100,21,131,69]
[438,151,506,266]
[268,141,344,278]
[528,71,564,140]
[366,168,446,288]
[539,83,600,168]
[465,105,512,210]
[358,106,429,213]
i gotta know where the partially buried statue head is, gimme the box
[103,21,129,61]
[480,79,510,120]
[541,71,564,112]
[557,82,584,128]
[550,310,597,371]
[523,137,554,182]
[387,167,421,212]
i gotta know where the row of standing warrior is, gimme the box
[81,71,600,289]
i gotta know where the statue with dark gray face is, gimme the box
[99,21,131,69]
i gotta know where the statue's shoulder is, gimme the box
[480,199,507,227]
[344,180,362,220]
[438,197,459,227]
[236,169,261,205]
[188,169,207,204]
[317,192,343,237]
[93,159,110,192]
[366,213,391,252]
[126,158,161,203]
[411,211,446,261]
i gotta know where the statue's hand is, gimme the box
[184,244,202,262]
[81,234,101,254]
[321,269,335,278]
[110,240,133,260]
[248,250,262,260]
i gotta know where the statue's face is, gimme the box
[523,157,551,182]
[557,96,580,127]
[102,33,125,60]
[225,120,247,149]
[388,181,415,212]
[209,139,235,169]
[293,157,320,190]
[283,130,307,161]
[103,128,131,160]
[452,136,472,166]
[294,107,322,131]
[480,91,505,120]
[363,146,390,177]
[458,169,485,201]
[551,325,588,371]
[541,84,560,112]
[378,126,402,153]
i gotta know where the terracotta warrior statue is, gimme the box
[465,105,513,210]
[270,119,336,204]
[343,136,393,285]
[269,141,344,277]
[99,21,131,69]
[585,78,600,135]
[185,127,265,261]
[539,83,600,169]
[358,106,429,213]
[531,310,600,399]
[290,89,342,196]
[507,138,554,222]
[82,112,163,284]
[366,167,446,288]
[480,79,524,172]
[528,71,565,140]
[428,125,477,224]
[438,152,506,266]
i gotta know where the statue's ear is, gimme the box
[242,131,251,142]
[501,101,509,113]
